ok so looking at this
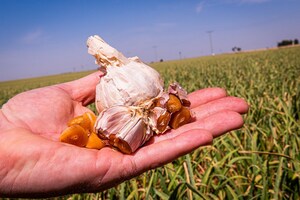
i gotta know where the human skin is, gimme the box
[0,71,248,198]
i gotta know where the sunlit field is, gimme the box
[1,46,299,199]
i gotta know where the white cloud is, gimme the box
[20,29,43,44]
[196,2,205,13]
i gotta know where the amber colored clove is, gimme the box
[86,132,106,149]
[83,112,97,132]
[67,115,89,131]
[108,134,132,154]
[157,111,171,132]
[60,112,106,149]
[60,125,89,147]
[166,94,182,113]
[169,107,191,129]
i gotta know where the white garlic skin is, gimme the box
[87,35,164,112]
[95,61,164,112]
[95,105,153,153]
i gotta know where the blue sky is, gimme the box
[0,0,299,81]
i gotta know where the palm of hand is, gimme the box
[0,72,248,197]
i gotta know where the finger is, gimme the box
[151,110,244,144]
[134,129,213,172]
[184,110,245,138]
[188,87,227,108]
[193,96,249,120]
[57,71,103,105]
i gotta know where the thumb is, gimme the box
[57,71,103,105]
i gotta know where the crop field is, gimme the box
[0,46,299,199]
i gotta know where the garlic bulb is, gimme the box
[87,35,192,154]
[87,35,164,112]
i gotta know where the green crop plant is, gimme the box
[1,46,299,200]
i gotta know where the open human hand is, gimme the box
[0,71,248,198]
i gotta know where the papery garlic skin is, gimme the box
[87,35,164,112]
[95,61,164,111]
[95,105,153,153]
[87,35,129,67]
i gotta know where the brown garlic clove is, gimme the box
[157,111,171,133]
[169,107,191,129]
[181,99,191,107]
[168,82,191,107]
[67,112,96,133]
[116,138,133,155]
[60,125,89,147]
[86,132,106,150]
[83,112,97,133]
[67,115,88,129]
[108,134,132,154]
[166,94,182,113]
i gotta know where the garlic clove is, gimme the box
[114,115,148,154]
[154,92,169,108]
[166,94,182,113]
[60,125,89,147]
[86,132,106,150]
[169,106,192,129]
[95,105,153,154]
[148,107,171,134]
[168,82,191,107]
[95,106,133,137]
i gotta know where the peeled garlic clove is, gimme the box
[86,132,106,150]
[95,105,153,154]
[169,107,192,129]
[148,107,171,134]
[166,94,182,113]
[67,115,86,127]
[108,134,132,154]
[66,112,96,134]
[83,112,97,133]
[168,82,191,107]
[87,35,164,112]
[60,125,89,147]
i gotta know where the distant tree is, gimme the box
[160,59,164,62]
[277,40,293,47]
[232,46,242,52]
[294,39,299,45]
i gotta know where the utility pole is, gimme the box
[207,31,214,56]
